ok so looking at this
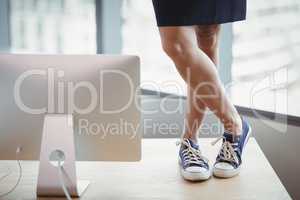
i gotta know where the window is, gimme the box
[231,0,300,116]
[3,0,299,116]
[9,0,96,54]
[121,0,187,96]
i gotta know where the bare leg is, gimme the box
[159,26,242,135]
[184,25,221,141]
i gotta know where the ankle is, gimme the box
[182,133,198,143]
[223,116,242,135]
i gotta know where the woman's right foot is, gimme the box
[178,138,211,181]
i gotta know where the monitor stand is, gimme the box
[37,114,90,197]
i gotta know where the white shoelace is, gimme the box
[177,140,209,166]
[211,136,239,165]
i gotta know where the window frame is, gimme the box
[95,0,122,54]
[0,0,10,52]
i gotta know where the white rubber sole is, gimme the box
[213,124,252,178]
[179,157,211,181]
[213,165,241,178]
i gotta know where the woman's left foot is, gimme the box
[212,119,252,178]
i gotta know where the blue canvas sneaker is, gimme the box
[212,118,252,178]
[178,138,211,181]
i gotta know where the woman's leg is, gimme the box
[159,26,242,135]
[196,25,221,64]
[183,25,221,141]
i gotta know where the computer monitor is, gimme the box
[0,54,141,197]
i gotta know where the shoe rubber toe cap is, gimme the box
[214,162,234,170]
[185,166,209,173]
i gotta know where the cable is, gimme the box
[0,168,12,182]
[0,148,72,199]
[57,160,72,200]
[0,147,22,198]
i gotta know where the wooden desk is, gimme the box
[0,139,291,200]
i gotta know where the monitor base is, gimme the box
[77,180,90,196]
[37,114,89,197]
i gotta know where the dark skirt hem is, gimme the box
[152,0,247,27]
[156,17,246,27]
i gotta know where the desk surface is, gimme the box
[0,138,291,200]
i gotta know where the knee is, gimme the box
[161,39,195,62]
[196,25,220,52]
[162,40,184,60]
